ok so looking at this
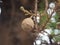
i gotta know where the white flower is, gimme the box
[47,8,56,16]
[36,16,40,19]
[51,17,56,22]
[36,16,40,23]
[49,2,55,9]
[36,40,41,45]
[47,8,53,15]
[52,12,56,16]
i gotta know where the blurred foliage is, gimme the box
[38,0,45,11]
[53,36,60,42]
[39,0,60,29]
[54,13,60,22]
[38,0,60,42]
[40,15,47,25]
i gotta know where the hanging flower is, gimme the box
[49,2,55,9]
[47,8,56,16]
[47,8,53,15]
[36,12,40,24]
[51,17,56,22]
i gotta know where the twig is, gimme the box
[43,30,50,35]
[45,0,48,12]
[35,0,49,33]
[34,0,38,15]
[40,10,55,32]
[20,6,35,16]
[34,0,38,30]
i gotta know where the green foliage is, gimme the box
[38,0,60,43]
[48,22,56,29]
[53,36,60,42]
[39,0,45,11]
[54,13,60,22]
[51,31,55,36]
[40,15,47,25]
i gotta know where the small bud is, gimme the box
[35,40,41,45]
[20,6,24,10]
[36,16,40,23]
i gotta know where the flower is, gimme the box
[49,2,55,9]
[47,8,53,15]
[47,8,56,16]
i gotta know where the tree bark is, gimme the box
[0,0,36,45]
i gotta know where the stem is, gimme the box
[40,10,54,32]
[45,0,48,12]
[34,0,37,15]
[34,0,38,30]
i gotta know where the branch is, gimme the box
[45,0,48,12]
[34,0,38,30]
[39,10,55,32]
[34,0,38,15]
[20,6,35,16]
